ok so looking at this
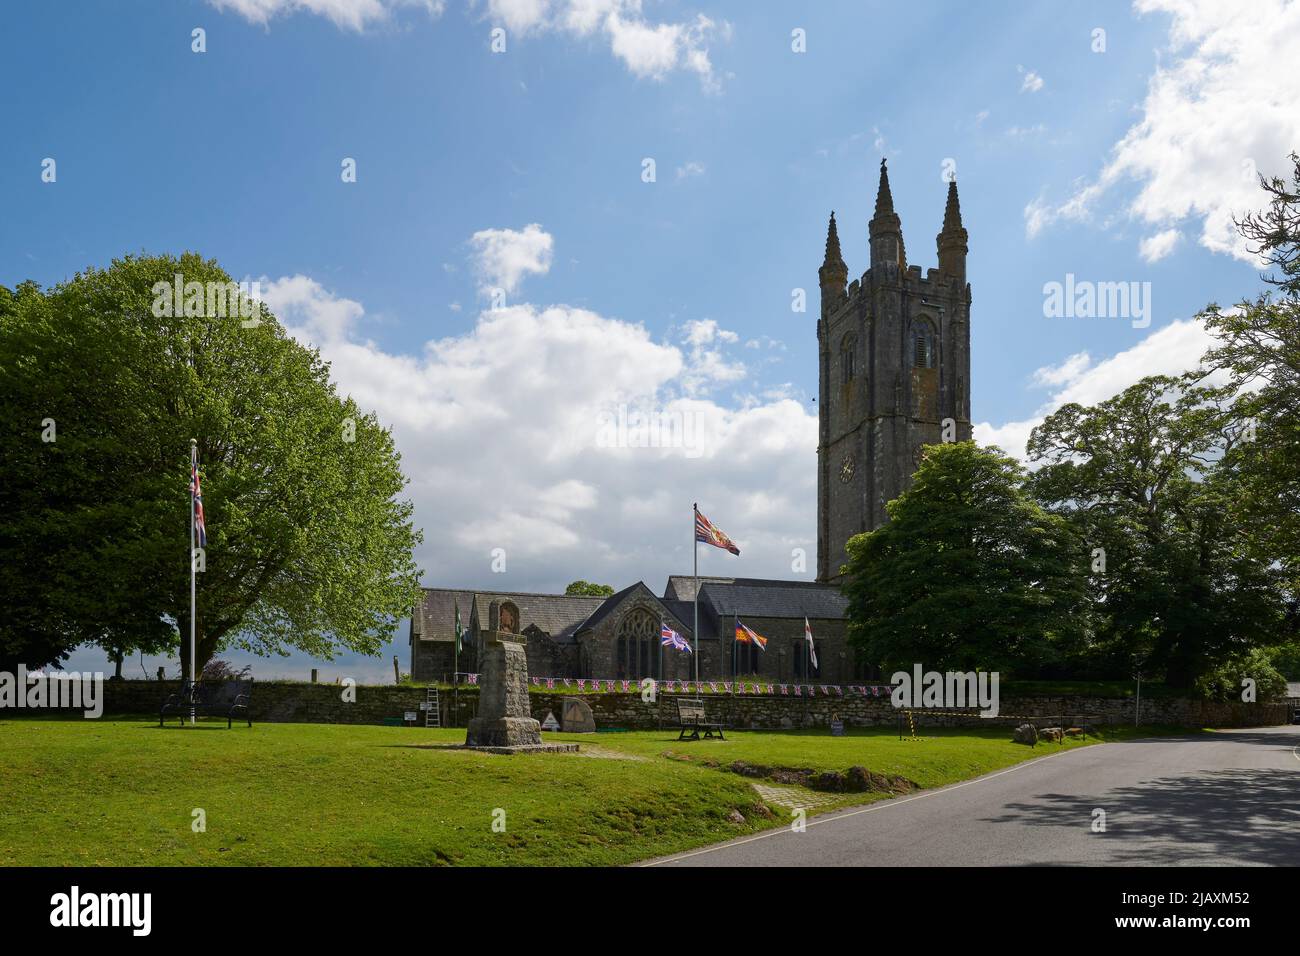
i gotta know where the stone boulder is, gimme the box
[1013,723,1038,745]
[560,697,597,733]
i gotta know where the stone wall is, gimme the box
[49,680,1288,730]
[517,691,1288,732]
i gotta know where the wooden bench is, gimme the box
[160,680,253,728]
[676,698,724,741]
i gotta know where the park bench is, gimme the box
[160,680,253,728]
[676,698,725,741]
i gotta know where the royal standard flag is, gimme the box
[695,506,740,555]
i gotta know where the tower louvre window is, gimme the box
[913,324,936,369]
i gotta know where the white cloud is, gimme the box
[259,274,365,341]
[675,161,706,180]
[975,317,1217,461]
[469,223,554,296]
[1018,65,1044,93]
[1024,0,1300,263]
[263,236,815,591]
[486,0,550,33]
[211,0,729,89]
[208,0,443,31]
[677,319,745,394]
[1139,228,1181,263]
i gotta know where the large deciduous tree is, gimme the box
[1027,376,1287,688]
[0,253,423,674]
[842,441,1089,675]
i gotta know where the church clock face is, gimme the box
[839,454,855,483]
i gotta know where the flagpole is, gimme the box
[692,503,699,688]
[189,438,197,725]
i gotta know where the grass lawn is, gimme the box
[0,717,1178,866]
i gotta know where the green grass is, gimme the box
[552,723,1163,788]
[0,717,1181,866]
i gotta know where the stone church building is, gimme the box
[409,161,971,685]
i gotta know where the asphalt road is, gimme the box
[646,725,1300,866]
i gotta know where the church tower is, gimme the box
[816,161,972,582]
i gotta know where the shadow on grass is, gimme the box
[152,723,247,731]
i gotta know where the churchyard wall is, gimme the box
[67,680,1290,730]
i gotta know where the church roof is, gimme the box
[470,591,607,644]
[575,583,701,642]
[663,575,737,602]
[411,588,605,644]
[696,579,848,621]
[410,588,477,644]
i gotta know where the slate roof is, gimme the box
[411,588,606,645]
[696,579,848,620]
[410,588,477,644]
[470,591,607,645]
[571,582,643,634]
[574,584,708,641]
[664,575,737,602]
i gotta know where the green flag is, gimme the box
[454,600,463,656]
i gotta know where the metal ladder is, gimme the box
[425,686,440,727]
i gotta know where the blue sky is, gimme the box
[5,0,1298,681]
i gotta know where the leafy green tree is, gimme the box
[0,253,423,674]
[842,441,1089,675]
[1194,647,1288,704]
[564,580,615,597]
[1196,155,1300,596]
[1027,376,1286,688]
[1198,295,1300,596]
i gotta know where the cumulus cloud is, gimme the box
[210,0,729,89]
[1023,0,1300,263]
[469,223,554,296]
[208,0,443,31]
[1139,228,1181,263]
[262,238,814,594]
[974,317,1218,461]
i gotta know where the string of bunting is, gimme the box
[489,676,898,697]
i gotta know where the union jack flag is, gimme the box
[661,622,692,653]
[694,506,740,555]
[190,449,207,548]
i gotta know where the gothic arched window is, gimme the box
[913,321,936,369]
[615,608,659,680]
[840,333,857,382]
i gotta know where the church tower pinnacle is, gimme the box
[819,211,848,300]
[937,178,968,284]
[869,159,906,272]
